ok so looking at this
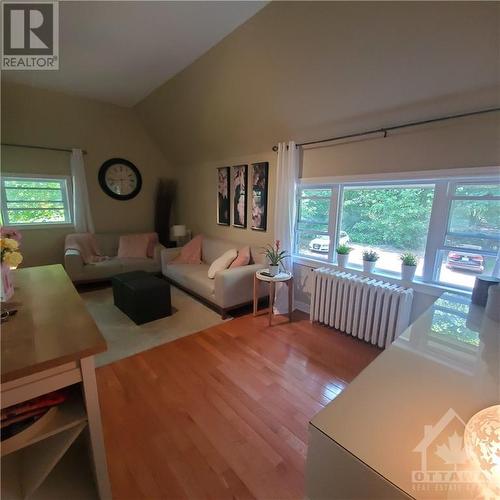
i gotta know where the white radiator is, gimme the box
[310,268,414,348]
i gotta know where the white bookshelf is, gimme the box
[1,393,96,500]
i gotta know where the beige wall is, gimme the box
[301,113,500,178]
[137,1,500,167]
[1,82,172,267]
[177,151,275,248]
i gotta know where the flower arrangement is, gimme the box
[362,249,379,262]
[263,240,289,267]
[400,252,418,267]
[336,244,353,255]
[1,228,23,268]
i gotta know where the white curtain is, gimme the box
[273,141,299,314]
[70,148,94,233]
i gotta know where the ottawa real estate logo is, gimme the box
[2,2,59,70]
[412,408,488,497]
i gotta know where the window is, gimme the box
[296,188,333,261]
[1,176,72,226]
[339,184,434,276]
[435,181,500,289]
[294,173,500,292]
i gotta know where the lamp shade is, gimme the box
[464,405,500,496]
[172,225,187,238]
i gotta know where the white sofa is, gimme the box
[161,237,267,318]
[64,233,163,283]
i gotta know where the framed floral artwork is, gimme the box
[217,167,230,225]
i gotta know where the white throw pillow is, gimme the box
[208,249,237,279]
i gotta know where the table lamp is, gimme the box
[464,404,500,497]
[172,225,187,246]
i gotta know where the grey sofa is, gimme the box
[161,237,267,318]
[64,233,163,283]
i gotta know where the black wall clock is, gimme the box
[98,158,142,200]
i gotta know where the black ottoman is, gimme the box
[112,271,171,325]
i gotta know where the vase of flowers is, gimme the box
[400,252,417,281]
[336,244,352,268]
[1,228,23,302]
[263,240,289,276]
[362,249,379,273]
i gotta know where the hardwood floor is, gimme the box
[96,311,381,499]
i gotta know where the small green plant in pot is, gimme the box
[400,252,418,281]
[262,240,289,276]
[362,249,379,273]
[336,244,353,268]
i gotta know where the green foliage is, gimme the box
[362,249,379,261]
[336,244,352,254]
[4,183,67,224]
[262,242,289,266]
[298,197,330,224]
[400,252,418,266]
[341,187,434,251]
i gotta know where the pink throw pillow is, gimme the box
[145,232,158,258]
[118,234,150,258]
[172,235,203,264]
[229,246,250,268]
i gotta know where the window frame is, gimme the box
[295,185,334,261]
[295,166,500,293]
[1,173,73,228]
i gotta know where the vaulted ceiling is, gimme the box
[2,1,267,106]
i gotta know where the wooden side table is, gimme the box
[253,269,293,326]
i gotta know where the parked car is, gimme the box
[446,250,484,273]
[309,232,349,254]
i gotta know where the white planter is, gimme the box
[401,264,416,282]
[337,253,349,268]
[268,265,279,276]
[363,260,376,273]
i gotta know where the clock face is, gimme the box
[98,158,142,200]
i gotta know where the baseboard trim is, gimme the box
[295,300,310,315]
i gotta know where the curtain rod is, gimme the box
[271,107,500,152]
[1,142,88,155]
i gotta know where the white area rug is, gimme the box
[81,286,227,367]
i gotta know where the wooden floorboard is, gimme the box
[96,311,381,499]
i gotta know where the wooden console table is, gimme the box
[1,265,111,499]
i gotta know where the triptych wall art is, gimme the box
[217,166,230,225]
[216,162,269,231]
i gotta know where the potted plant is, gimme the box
[362,249,379,273]
[336,244,352,268]
[400,252,418,281]
[263,240,289,276]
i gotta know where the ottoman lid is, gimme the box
[112,271,148,284]
[123,276,169,292]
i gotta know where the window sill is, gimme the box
[4,223,75,231]
[292,255,472,298]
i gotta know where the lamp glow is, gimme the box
[172,225,187,238]
[464,405,500,497]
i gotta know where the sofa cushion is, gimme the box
[115,257,160,274]
[208,249,237,279]
[173,235,203,264]
[165,263,214,300]
[118,234,149,258]
[202,238,239,264]
[80,258,124,281]
[229,246,250,268]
